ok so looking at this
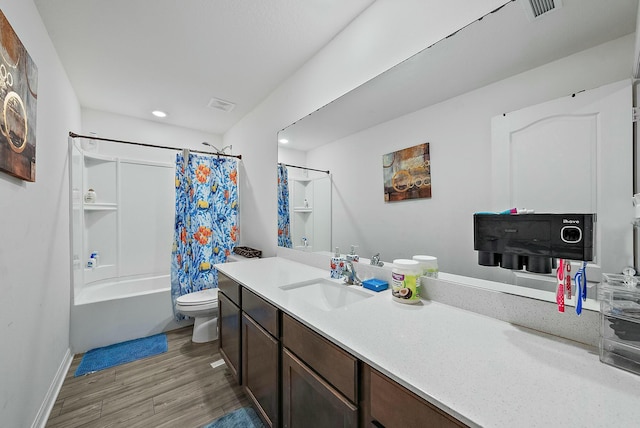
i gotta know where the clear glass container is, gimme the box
[598,272,640,375]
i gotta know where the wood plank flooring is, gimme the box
[46,327,250,428]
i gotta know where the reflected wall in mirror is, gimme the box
[277,160,331,253]
[277,0,638,300]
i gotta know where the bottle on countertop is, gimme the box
[391,259,421,304]
[330,247,344,279]
[413,255,438,278]
[347,245,359,262]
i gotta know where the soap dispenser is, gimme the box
[330,247,344,279]
[347,245,359,262]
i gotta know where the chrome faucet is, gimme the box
[370,253,384,267]
[343,259,362,285]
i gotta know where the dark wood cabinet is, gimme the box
[218,271,241,305]
[242,287,279,337]
[363,365,467,428]
[242,313,280,428]
[282,314,358,404]
[282,348,358,428]
[217,274,464,428]
[218,291,241,383]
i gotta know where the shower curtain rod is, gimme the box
[69,132,242,159]
[280,162,329,174]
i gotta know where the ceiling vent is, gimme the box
[207,97,236,112]
[522,0,563,20]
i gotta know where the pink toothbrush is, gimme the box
[556,259,565,312]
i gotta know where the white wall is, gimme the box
[308,35,634,278]
[0,1,81,426]
[225,0,508,257]
[81,108,223,155]
[278,146,306,168]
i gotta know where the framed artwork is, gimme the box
[0,9,38,182]
[383,142,431,202]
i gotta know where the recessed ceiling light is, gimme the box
[279,138,289,144]
[152,110,167,118]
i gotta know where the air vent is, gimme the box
[207,97,236,112]
[523,0,562,20]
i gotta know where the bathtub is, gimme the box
[71,274,192,353]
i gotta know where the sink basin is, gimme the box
[280,278,373,310]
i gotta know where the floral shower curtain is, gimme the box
[171,152,239,320]
[277,164,292,248]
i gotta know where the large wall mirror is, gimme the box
[277,0,639,304]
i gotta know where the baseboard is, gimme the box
[31,348,73,428]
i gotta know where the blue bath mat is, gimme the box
[74,333,168,377]
[202,407,265,428]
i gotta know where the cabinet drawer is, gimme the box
[242,287,279,338]
[282,313,358,403]
[218,272,241,306]
[367,366,467,428]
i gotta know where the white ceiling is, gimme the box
[34,0,375,135]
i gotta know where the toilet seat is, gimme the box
[176,288,218,306]
[176,288,220,343]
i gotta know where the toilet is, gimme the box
[176,288,219,343]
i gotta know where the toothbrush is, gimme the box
[574,261,587,315]
[556,259,565,312]
[565,260,571,299]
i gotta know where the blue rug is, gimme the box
[202,407,265,428]
[74,333,168,377]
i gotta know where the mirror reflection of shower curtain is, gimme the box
[171,152,239,320]
[277,164,292,248]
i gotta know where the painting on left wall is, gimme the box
[0,9,38,182]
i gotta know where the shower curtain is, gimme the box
[171,152,239,320]
[277,164,292,248]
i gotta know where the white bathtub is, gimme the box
[71,274,191,353]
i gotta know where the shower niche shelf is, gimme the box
[84,203,118,211]
[70,137,176,293]
[287,175,331,253]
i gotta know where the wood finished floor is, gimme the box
[46,327,250,428]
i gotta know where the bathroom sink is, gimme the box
[279,278,373,310]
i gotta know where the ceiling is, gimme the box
[280,0,639,152]
[34,0,375,135]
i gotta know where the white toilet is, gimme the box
[176,288,219,343]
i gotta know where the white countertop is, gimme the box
[216,257,640,428]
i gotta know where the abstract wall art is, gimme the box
[383,142,431,202]
[0,9,38,182]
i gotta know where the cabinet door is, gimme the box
[242,313,279,428]
[282,348,357,428]
[365,365,467,428]
[282,313,357,403]
[219,291,241,384]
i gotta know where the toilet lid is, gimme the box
[176,288,218,305]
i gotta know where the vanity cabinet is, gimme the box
[362,365,467,428]
[219,273,465,428]
[241,288,281,428]
[218,273,242,383]
[281,314,358,428]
